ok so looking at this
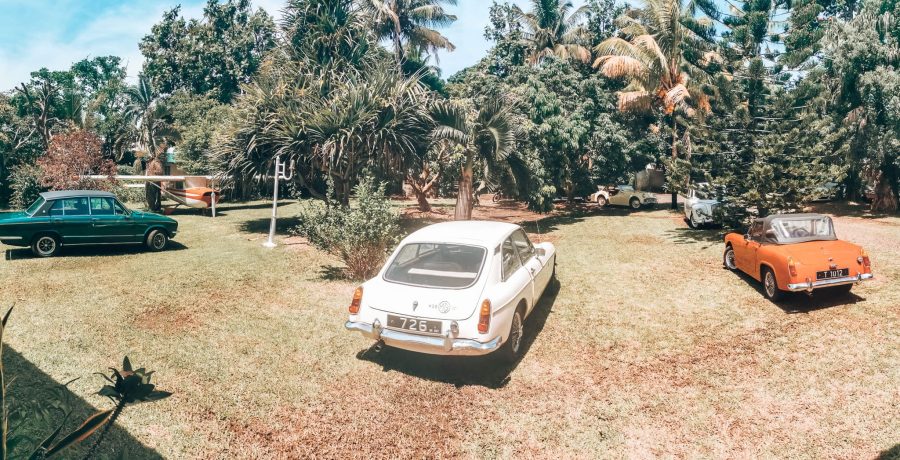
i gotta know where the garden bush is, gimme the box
[294,176,401,280]
[9,164,43,208]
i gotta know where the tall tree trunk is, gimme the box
[455,160,474,221]
[871,169,899,212]
[145,184,161,211]
[670,116,678,210]
[145,157,164,211]
[414,189,432,212]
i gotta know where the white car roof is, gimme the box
[403,220,521,247]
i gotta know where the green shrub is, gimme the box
[294,176,401,279]
[9,164,43,209]
[111,185,146,207]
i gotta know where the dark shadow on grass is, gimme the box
[665,227,727,248]
[237,216,302,234]
[729,269,866,313]
[807,200,896,220]
[4,241,188,260]
[876,444,900,460]
[355,279,560,389]
[318,265,349,281]
[520,214,586,235]
[5,347,162,459]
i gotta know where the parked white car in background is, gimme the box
[590,185,658,209]
[345,221,557,361]
[683,182,721,228]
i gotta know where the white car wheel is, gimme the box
[499,308,524,362]
[629,197,641,209]
[597,195,607,207]
[690,212,700,228]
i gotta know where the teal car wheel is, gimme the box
[146,230,169,251]
[32,234,60,257]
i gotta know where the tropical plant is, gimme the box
[215,0,435,205]
[293,176,401,279]
[512,0,592,65]
[362,0,458,60]
[593,0,717,206]
[0,307,171,459]
[405,139,459,212]
[81,358,172,459]
[430,100,519,220]
[125,76,180,210]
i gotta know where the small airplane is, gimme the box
[85,174,221,214]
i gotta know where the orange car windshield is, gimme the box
[771,217,836,243]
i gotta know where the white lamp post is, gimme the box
[263,156,293,248]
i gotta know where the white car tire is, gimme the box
[499,307,525,363]
[689,212,701,229]
[629,197,641,209]
[597,195,607,207]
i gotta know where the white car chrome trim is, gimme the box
[787,273,873,292]
[406,268,477,279]
[345,320,502,355]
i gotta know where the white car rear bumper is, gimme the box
[345,320,502,356]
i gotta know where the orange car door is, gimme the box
[735,221,763,274]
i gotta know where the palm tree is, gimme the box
[513,0,591,65]
[431,101,518,220]
[593,0,716,207]
[363,0,458,60]
[125,75,179,210]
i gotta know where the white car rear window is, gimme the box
[384,243,486,289]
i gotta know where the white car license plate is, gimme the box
[386,314,442,335]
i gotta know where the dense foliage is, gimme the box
[139,0,277,103]
[0,0,897,221]
[293,176,401,279]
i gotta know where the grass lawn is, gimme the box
[1,198,898,458]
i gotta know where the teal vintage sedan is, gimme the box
[0,190,178,257]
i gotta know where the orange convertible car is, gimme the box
[724,213,873,300]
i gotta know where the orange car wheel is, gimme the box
[723,246,737,270]
[762,268,784,301]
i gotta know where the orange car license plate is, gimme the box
[816,268,849,280]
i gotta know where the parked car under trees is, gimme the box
[590,185,658,209]
[0,190,178,257]
[683,182,722,228]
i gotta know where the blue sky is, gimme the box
[0,0,587,92]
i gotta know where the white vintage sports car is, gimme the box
[589,185,657,209]
[345,221,557,361]
[683,182,721,228]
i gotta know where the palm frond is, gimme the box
[617,90,653,112]
[595,55,649,81]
